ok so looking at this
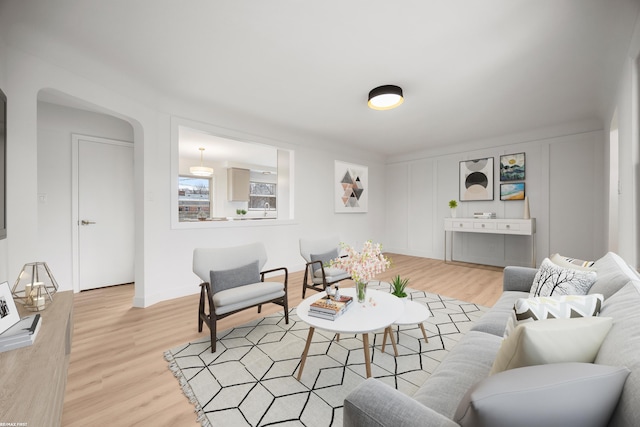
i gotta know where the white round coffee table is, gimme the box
[296,287,404,379]
[381,300,431,356]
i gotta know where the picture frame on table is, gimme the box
[0,281,20,334]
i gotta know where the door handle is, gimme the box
[80,220,96,226]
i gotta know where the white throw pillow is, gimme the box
[550,253,596,271]
[490,317,612,375]
[530,258,597,297]
[504,294,604,338]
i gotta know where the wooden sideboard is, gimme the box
[444,218,536,267]
[0,291,73,426]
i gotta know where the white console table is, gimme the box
[444,218,536,267]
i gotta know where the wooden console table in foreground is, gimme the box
[0,291,73,426]
[444,218,536,267]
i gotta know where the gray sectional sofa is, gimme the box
[343,252,640,427]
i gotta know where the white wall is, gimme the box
[3,44,386,307]
[384,126,606,267]
[605,13,640,268]
[37,101,134,289]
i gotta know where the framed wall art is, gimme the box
[459,157,494,201]
[500,152,525,181]
[335,160,368,213]
[0,281,20,334]
[500,182,525,201]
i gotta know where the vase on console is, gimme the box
[523,196,530,219]
[448,199,458,218]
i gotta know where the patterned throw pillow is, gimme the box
[550,253,596,271]
[504,294,604,338]
[530,258,597,297]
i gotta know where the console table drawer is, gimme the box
[473,222,496,230]
[451,221,473,230]
[498,222,520,231]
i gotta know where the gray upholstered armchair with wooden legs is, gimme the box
[299,235,350,298]
[193,242,288,352]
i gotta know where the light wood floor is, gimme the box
[61,254,503,426]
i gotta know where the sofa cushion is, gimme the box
[504,294,604,338]
[589,252,640,299]
[490,317,612,374]
[530,258,597,297]
[344,378,459,427]
[550,253,596,271]
[471,291,528,336]
[454,363,630,427]
[212,281,284,315]
[209,260,261,294]
[595,280,640,426]
[412,331,502,419]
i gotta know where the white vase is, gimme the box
[523,196,530,219]
[451,208,457,218]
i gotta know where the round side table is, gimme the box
[381,299,431,356]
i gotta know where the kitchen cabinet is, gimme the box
[227,167,250,201]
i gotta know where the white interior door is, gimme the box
[75,136,134,291]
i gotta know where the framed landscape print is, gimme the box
[335,161,368,213]
[500,153,525,181]
[500,182,525,200]
[459,157,494,201]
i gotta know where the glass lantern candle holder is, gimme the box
[11,262,59,311]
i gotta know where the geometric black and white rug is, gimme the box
[164,283,488,427]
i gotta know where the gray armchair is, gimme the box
[193,242,288,352]
[299,235,350,298]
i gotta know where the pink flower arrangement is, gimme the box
[330,240,391,283]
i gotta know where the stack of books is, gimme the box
[473,212,496,219]
[308,295,353,320]
[0,314,42,353]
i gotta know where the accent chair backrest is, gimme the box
[193,242,268,283]
[299,234,341,263]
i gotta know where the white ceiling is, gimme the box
[2,0,639,157]
[179,126,278,169]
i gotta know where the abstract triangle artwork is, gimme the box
[335,161,368,213]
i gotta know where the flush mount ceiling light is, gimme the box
[190,147,214,177]
[367,85,404,110]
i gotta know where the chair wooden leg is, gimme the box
[302,269,308,299]
[283,296,289,324]
[257,304,262,313]
[199,282,217,353]
[210,313,216,353]
[198,285,205,332]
